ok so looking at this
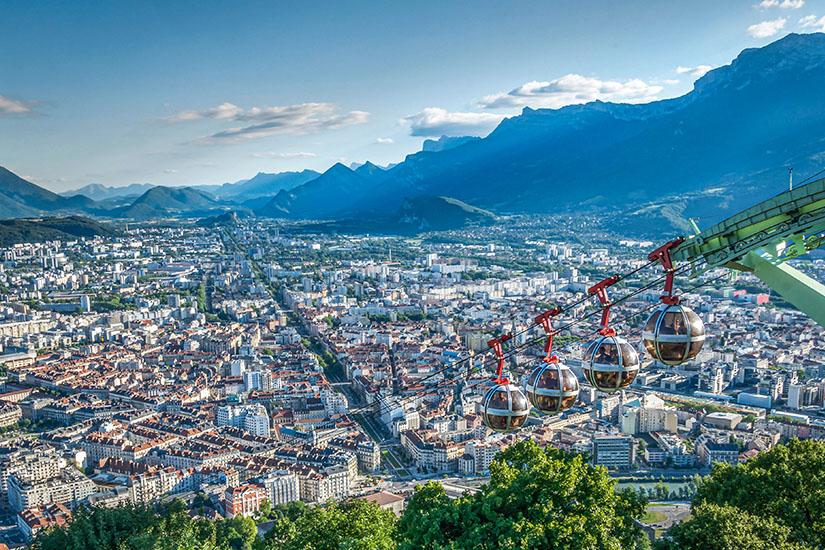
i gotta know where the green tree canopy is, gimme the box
[33,501,247,550]
[261,499,396,550]
[396,439,647,549]
[688,439,825,548]
[656,503,808,550]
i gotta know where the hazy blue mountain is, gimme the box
[62,182,156,201]
[261,163,389,218]
[394,195,496,232]
[0,166,97,219]
[269,33,825,229]
[354,161,387,178]
[110,186,221,219]
[421,135,481,153]
[286,195,495,235]
[196,210,249,227]
[204,169,320,201]
[0,216,119,246]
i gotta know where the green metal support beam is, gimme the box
[665,177,825,329]
[736,251,825,327]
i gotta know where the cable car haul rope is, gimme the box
[341,174,825,435]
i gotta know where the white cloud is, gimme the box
[662,79,681,85]
[168,102,244,121]
[747,18,787,37]
[759,0,804,8]
[251,151,317,159]
[163,169,178,174]
[0,94,33,115]
[375,137,394,144]
[170,102,370,143]
[799,14,825,30]
[478,74,663,110]
[675,64,714,78]
[403,108,505,137]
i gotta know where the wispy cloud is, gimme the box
[675,65,714,78]
[0,94,34,116]
[403,108,504,137]
[747,17,787,37]
[375,137,394,144]
[168,102,244,121]
[251,151,317,159]
[168,102,369,143]
[799,14,825,31]
[478,74,663,110]
[758,0,804,9]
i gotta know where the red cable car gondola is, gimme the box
[642,238,706,365]
[482,333,531,432]
[582,275,641,392]
[525,308,579,413]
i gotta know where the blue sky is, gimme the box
[2,0,824,192]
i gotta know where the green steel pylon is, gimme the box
[672,178,825,327]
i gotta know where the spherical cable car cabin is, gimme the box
[482,333,531,432]
[642,238,706,365]
[525,308,580,413]
[581,275,642,393]
[643,303,705,365]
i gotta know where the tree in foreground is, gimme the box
[656,503,808,550]
[261,499,396,550]
[33,500,254,550]
[396,439,648,549]
[657,439,825,549]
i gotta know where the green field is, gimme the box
[642,509,668,524]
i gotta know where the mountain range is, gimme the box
[263,32,825,230]
[0,167,94,218]
[60,182,156,202]
[4,33,825,234]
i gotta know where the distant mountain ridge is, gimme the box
[265,32,825,230]
[197,169,320,201]
[110,186,222,219]
[0,167,95,219]
[61,182,156,202]
[421,135,481,153]
[5,33,825,233]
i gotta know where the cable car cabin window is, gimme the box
[594,371,619,387]
[585,341,599,361]
[561,395,576,408]
[561,369,578,392]
[658,342,687,362]
[510,414,527,429]
[645,314,658,333]
[594,342,619,365]
[619,343,639,366]
[535,395,558,411]
[643,339,657,357]
[689,340,703,358]
[488,390,509,409]
[486,414,508,430]
[537,368,560,389]
[527,369,539,387]
[685,309,704,337]
[620,369,638,387]
[511,390,529,412]
[660,311,688,335]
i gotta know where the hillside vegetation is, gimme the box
[0,216,119,246]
